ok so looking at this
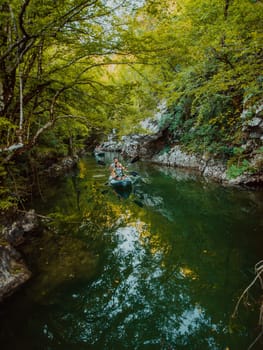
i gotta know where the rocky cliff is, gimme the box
[99,110,263,187]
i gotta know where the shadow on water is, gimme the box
[112,184,133,200]
[0,155,263,350]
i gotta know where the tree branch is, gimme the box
[31,114,88,146]
[0,143,24,153]
[19,0,30,38]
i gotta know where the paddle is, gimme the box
[128,170,139,177]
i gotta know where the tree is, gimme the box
[0,0,150,160]
[0,0,154,209]
[137,0,263,156]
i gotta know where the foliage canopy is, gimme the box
[0,0,262,207]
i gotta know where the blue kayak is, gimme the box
[109,176,132,187]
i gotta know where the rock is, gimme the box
[241,106,263,143]
[202,160,227,181]
[121,131,166,159]
[226,173,263,187]
[248,117,262,127]
[121,135,140,158]
[3,210,39,246]
[140,101,166,133]
[0,243,31,301]
[151,146,228,182]
[140,118,160,133]
[45,156,78,177]
[100,141,122,152]
[152,146,206,170]
[0,210,40,301]
[249,131,262,139]
[241,140,256,152]
[61,156,78,168]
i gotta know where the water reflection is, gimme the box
[22,220,250,349]
[0,156,262,350]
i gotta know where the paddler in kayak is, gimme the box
[110,157,127,180]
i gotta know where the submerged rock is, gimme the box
[21,232,100,302]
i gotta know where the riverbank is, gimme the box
[0,155,79,301]
[99,131,263,187]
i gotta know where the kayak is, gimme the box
[109,176,132,187]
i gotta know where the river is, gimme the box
[0,154,263,350]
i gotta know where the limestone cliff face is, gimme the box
[151,145,263,186]
[99,109,263,186]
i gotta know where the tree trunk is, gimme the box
[18,69,23,143]
[224,0,231,19]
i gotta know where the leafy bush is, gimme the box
[0,188,17,211]
[226,160,253,179]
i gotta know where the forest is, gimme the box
[0,0,262,210]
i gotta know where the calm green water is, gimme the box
[1,155,263,350]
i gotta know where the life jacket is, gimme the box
[115,166,123,177]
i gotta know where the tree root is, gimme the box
[232,260,263,349]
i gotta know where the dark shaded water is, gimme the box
[1,155,263,350]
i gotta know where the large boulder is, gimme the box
[152,146,205,170]
[0,243,31,301]
[121,130,167,159]
[0,210,40,300]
